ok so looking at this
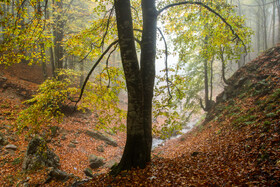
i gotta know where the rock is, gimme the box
[5,144,17,150]
[45,167,69,183]
[68,143,76,148]
[97,145,104,152]
[22,137,60,170]
[61,134,67,140]
[0,76,7,80]
[48,167,69,181]
[0,132,9,146]
[71,140,78,144]
[85,130,118,147]
[88,154,105,169]
[191,151,200,157]
[71,179,90,187]
[84,168,94,178]
[50,126,60,137]
[55,143,62,147]
[74,131,81,137]
[105,160,118,169]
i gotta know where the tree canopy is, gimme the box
[0,0,254,175]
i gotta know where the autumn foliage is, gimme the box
[0,46,280,186]
[82,46,280,186]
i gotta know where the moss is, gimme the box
[233,114,258,128]
[266,112,277,118]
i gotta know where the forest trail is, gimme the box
[0,45,280,186]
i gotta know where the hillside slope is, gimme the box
[83,46,280,186]
[0,46,279,186]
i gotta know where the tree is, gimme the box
[153,0,252,131]
[109,0,249,175]
[1,0,250,176]
[111,0,156,174]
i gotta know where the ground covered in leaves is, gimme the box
[82,47,280,186]
[0,46,280,186]
[0,64,126,186]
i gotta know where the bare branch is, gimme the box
[199,97,206,111]
[100,6,115,48]
[157,27,172,103]
[130,6,141,22]
[219,47,230,85]
[157,1,247,53]
[134,38,142,46]
[133,29,143,33]
[71,40,119,105]
[105,43,119,88]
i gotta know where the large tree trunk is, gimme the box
[111,0,156,175]
[140,0,157,162]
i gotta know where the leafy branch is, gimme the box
[72,40,119,105]
[157,1,247,53]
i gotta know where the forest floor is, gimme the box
[0,46,280,186]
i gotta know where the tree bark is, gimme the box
[111,0,156,175]
[277,0,280,43]
[210,57,213,101]
[53,0,64,71]
[140,0,157,162]
[272,1,276,46]
[261,0,268,50]
[203,58,209,110]
[221,53,230,85]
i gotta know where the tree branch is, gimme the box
[220,47,230,85]
[133,28,143,33]
[100,6,115,48]
[199,97,206,111]
[105,43,119,88]
[157,1,247,53]
[71,40,119,105]
[134,37,142,46]
[157,27,172,103]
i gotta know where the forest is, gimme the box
[0,0,279,186]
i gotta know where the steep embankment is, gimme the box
[83,46,280,186]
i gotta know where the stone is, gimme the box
[85,130,118,147]
[84,168,94,178]
[22,137,60,170]
[50,126,60,137]
[88,154,105,169]
[61,134,67,140]
[45,167,69,183]
[5,144,17,151]
[68,143,76,148]
[71,140,78,144]
[97,145,104,152]
[48,167,69,181]
[0,133,9,146]
[191,151,200,157]
[105,160,118,169]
